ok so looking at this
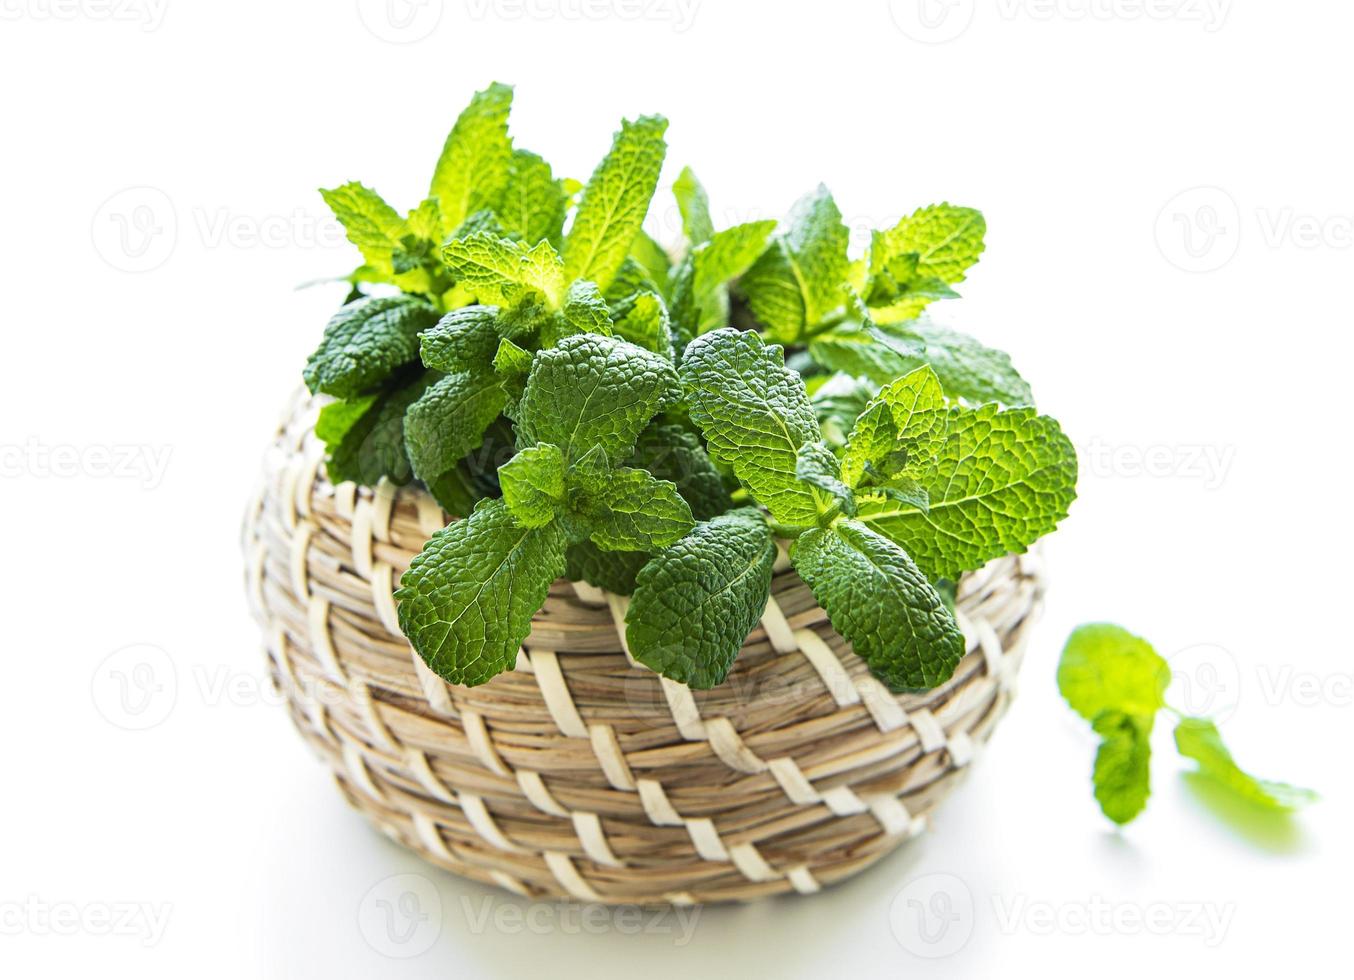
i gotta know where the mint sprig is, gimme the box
[304,82,1079,693]
[1058,624,1318,826]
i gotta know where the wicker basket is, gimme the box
[242,393,1048,904]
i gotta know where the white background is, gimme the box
[2,1,1351,976]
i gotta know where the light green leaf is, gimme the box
[429,82,514,236]
[811,372,877,449]
[840,365,947,488]
[1174,717,1318,811]
[740,186,849,342]
[319,182,407,277]
[792,519,965,691]
[671,220,778,341]
[1058,624,1170,723]
[440,232,565,307]
[795,442,854,516]
[673,166,713,245]
[554,279,614,338]
[629,423,731,521]
[1092,711,1154,825]
[563,115,669,290]
[500,148,567,247]
[499,443,565,528]
[419,305,502,373]
[303,296,439,398]
[396,498,566,686]
[626,509,776,688]
[519,333,677,463]
[870,203,985,290]
[605,256,663,305]
[610,290,673,356]
[680,328,820,527]
[403,370,508,483]
[629,232,674,299]
[857,404,1077,579]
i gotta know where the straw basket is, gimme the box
[242,393,1048,904]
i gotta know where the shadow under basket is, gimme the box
[242,394,1048,905]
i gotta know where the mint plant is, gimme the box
[302,82,1079,693]
[1059,624,1317,825]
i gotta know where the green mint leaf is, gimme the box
[673,166,714,245]
[627,231,674,299]
[792,519,965,691]
[868,203,985,299]
[319,182,407,279]
[840,364,947,489]
[493,336,533,390]
[855,478,930,514]
[552,279,614,340]
[884,320,1034,406]
[499,443,565,529]
[1057,623,1170,723]
[671,220,778,342]
[518,333,677,463]
[605,256,663,305]
[857,404,1077,580]
[1174,717,1318,811]
[610,290,673,356]
[795,442,855,516]
[567,456,695,552]
[626,509,776,688]
[1092,710,1154,825]
[563,115,669,291]
[811,372,877,448]
[403,370,508,483]
[397,497,566,686]
[440,232,565,307]
[419,305,502,373]
[629,423,731,521]
[565,541,649,595]
[321,368,432,486]
[680,328,820,527]
[740,185,849,342]
[303,296,439,398]
[429,82,514,237]
[499,148,567,247]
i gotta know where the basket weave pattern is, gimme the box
[243,395,1048,904]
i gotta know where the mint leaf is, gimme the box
[884,320,1033,406]
[552,279,614,340]
[866,204,985,321]
[518,333,677,463]
[671,220,778,341]
[840,364,947,489]
[1057,624,1169,723]
[857,404,1077,579]
[606,256,663,305]
[304,296,438,398]
[629,423,731,521]
[1092,711,1154,825]
[626,509,776,688]
[321,368,432,486]
[419,305,502,373]
[440,232,565,307]
[567,453,694,552]
[429,82,514,237]
[627,231,674,299]
[792,519,965,691]
[566,541,648,595]
[397,497,566,686]
[319,182,407,280]
[673,166,714,245]
[499,443,565,528]
[795,442,854,516]
[563,115,669,291]
[610,290,673,356]
[403,370,508,483]
[500,148,567,247]
[740,186,849,342]
[1174,717,1318,811]
[811,372,877,448]
[680,328,820,527]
